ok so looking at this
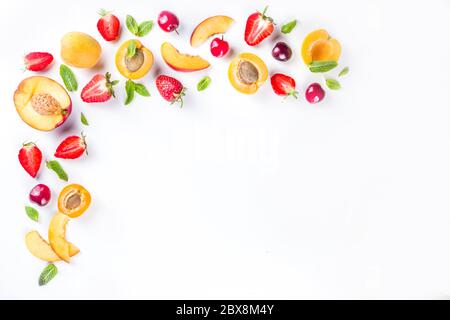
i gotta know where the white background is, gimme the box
[0,0,449,299]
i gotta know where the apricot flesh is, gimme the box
[61,32,102,68]
[58,184,91,218]
[161,42,210,72]
[25,230,79,262]
[190,15,234,47]
[301,29,341,65]
[116,40,154,80]
[228,53,268,94]
[14,76,72,131]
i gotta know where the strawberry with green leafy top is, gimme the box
[55,134,87,159]
[155,75,186,107]
[97,9,121,41]
[81,73,118,103]
[18,142,42,178]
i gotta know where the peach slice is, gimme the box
[14,76,72,131]
[301,29,341,65]
[116,40,154,80]
[25,230,79,262]
[190,15,234,47]
[48,213,77,263]
[228,53,268,94]
[161,42,210,72]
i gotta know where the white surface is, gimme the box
[0,0,450,300]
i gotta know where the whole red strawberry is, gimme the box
[270,74,299,99]
[81,72,118,103]
[19,142,42,178]
[97,9,121,42]
[155,75,186,107]
[55,134,87,160]
[24,52,54,71]
[245,6,274,46]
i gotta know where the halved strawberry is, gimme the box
[18,142,42,178]
[270,73,299,99]
[55,134,87,160]
[24,52,54,71]
[244,6,275,46]
[155,75,186,107]
[81,72,118,103]
[97,9,121,42]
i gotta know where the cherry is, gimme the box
[272,42,292,62]
[305,83,325,104]
[158,11,179,33]
[29,184,51,207]
[210,37,230,58]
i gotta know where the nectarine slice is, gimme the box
[14,76,72,131]
[116,40,154,80]
[190,15,234,47]
[161,42,210,72]
[25,230,79,262]
[228,53,268,94]
[48,213,77,263]
[301,29,341,65]
[58,184,91,218]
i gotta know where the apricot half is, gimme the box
[58,184,91,218]
[301,29,341,65]
[161,42,210,72]
[61,32,102,68]
[116,40,154,80]
[228,53,268,94]
[14,76,72,131]
[190,15,234,47]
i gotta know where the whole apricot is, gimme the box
[61,32,102,69]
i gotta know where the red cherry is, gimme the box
[210,37,230,58]
[29,184,51,207]
[305,83,325,104]
[158,11,179,33]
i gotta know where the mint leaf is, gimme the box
[125,80,135,105]
[134,83,150,97]
[281,20,297,34]
[137,21,153,37]
[339,67,349,77]
[39,264,58,286]
[325,78,341,90]
[127,40,137,59]
[46,160,68,182]
[59,65,77,92]
[81,112,89,126]
[197,76,211,92]
[126,15,139,35]
[25,206,39,222]
[309,60,338,73]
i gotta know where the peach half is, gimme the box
[190,15,234,47]
[161,42,210,72]
[228,53,268,94]
[25,230,79,263]
[116,40,154,80]
[14,76,72,131]
[301,29,341,65]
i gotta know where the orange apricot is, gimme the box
[301,29,341,65]
[58,184,91,218]
[115,40,154,80]
[228,53,268,94]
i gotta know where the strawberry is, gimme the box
[244,6,275,46]
[18,142,42,178]
[55,134,87,160]
[81,72,118,103]
[271,74,299,99]
[24,52,54,71]
[97,9,121,42]
[155,75,186,107]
